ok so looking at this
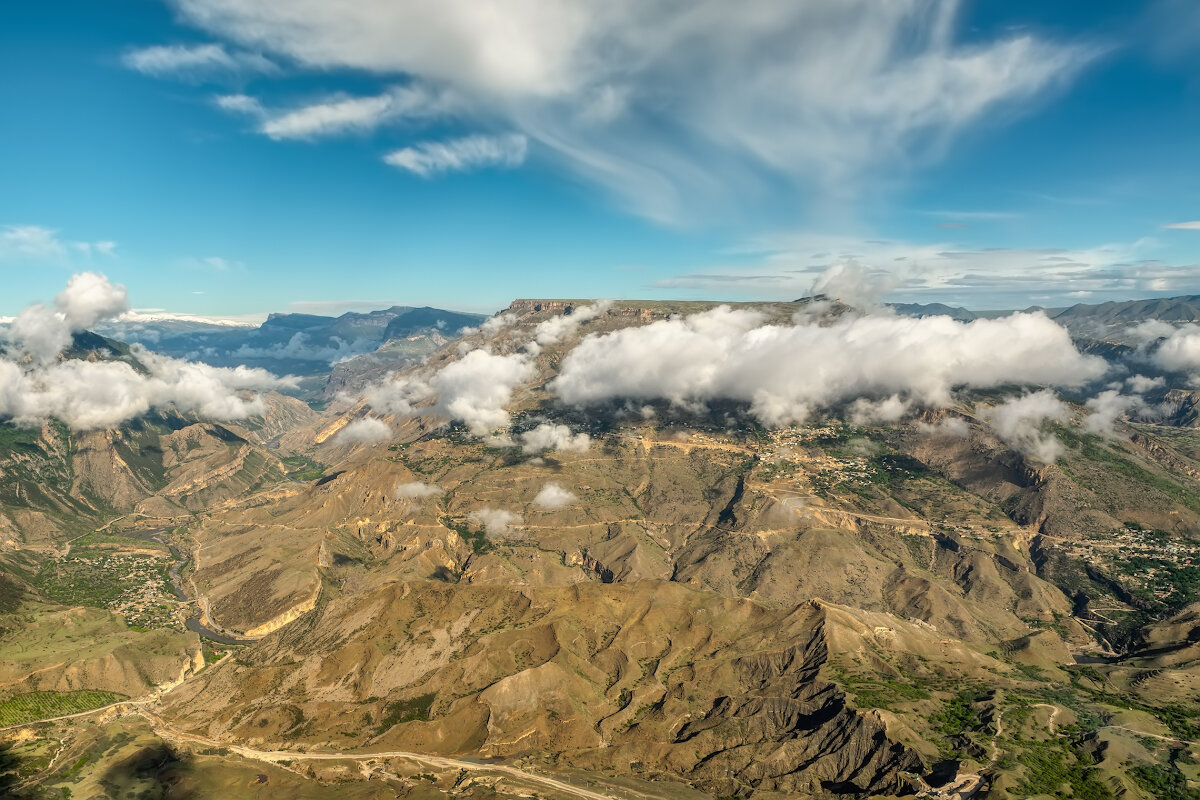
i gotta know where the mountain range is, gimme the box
[2,295,1200,799]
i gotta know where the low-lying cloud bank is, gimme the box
[519,423,591,453]
[532,482,577,509]
[336,416,392,444]
[979,391,1069,464]
[1128,321,1200,378]
[395,481,443,500]
[0,273,294,430]
[358,302,1123,466]
[469,507,522,537]
[551,306,1107,427]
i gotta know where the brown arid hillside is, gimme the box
[4,300,1200,799]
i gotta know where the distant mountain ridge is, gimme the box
[95,304,487,381]
[1048,295,1200,333]
[890,294,1200,338]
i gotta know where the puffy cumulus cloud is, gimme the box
[458,311,518,339]
[432,350,535,435]
[532,482,577,509]
[0,361,153,430]
[384,134,527,177]
[0,274,294,430]
[0,347,292,430]
[1126,374,1165,394]
[4,272,129,363]
[848,395,910,425]
[395,481,444,499]
[532,301,611,347]
[979,390,1069,463]
[6,306,75,365]
[171,0,1096,223]
[336,417,392,445]
[367,349,534,436]
[1126,320,1177,344]
[1141,324,1200,375]
[519,423,590,454]
[364,374,435,417]
[1083,391,1147,438]
[134,348,295,419]
[551,306,1106,427]
[916,416,970,438]
[56,272,130,331]
[468,507,522,537]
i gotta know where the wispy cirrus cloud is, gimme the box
[0,225,116,264]
[657,233,1198,306]
[215,84,454,140]
[123,42,276,78]
[1164,221,1200,230]
[161,0,1101,222]
[922,210,1024,222]
[383,134,527,178]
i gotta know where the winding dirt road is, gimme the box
[135,708,643,800]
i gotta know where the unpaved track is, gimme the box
[1032,703,1060,735]
[136,709,645,800]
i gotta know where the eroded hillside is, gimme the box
[4,299,1200,799]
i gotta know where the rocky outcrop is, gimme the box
[673,613,923,796]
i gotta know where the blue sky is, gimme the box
[1,0,1199,318]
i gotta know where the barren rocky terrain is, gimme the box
[3,299,1200,799]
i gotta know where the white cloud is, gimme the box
[658,233,1183,304]
[123,42,276,78]
[216,85,454,140]
[384,134,527,177]
[365,348,535,435]
[172,0,1096,222]
[519,423,590,453]
[430,349,534,434]
[916,416,969,438]
[0,273,294,430]
[0,225,116,264]
[1126,374,1165,394]
[215,93,263,115]
[56,271,130,331]
[1144,324,1200,374]
[395,481,444,499]
[0,346,292,430]
[6,306,76,365]
[551,305,1105,427]
[1164,221,1200,230]
[848,395,910,425]
[264,94,395,140]
[532,301,611,347]
[468,506,522,537]
[979,390,1069,463]
[233,332,377,364]
[478,312,519,337]
[364,374,436,417]
[1083,390,1151,438]
[532,481,577,509]
[4,272,129,363]
[336,417,392,444]
[201,256,234,271]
